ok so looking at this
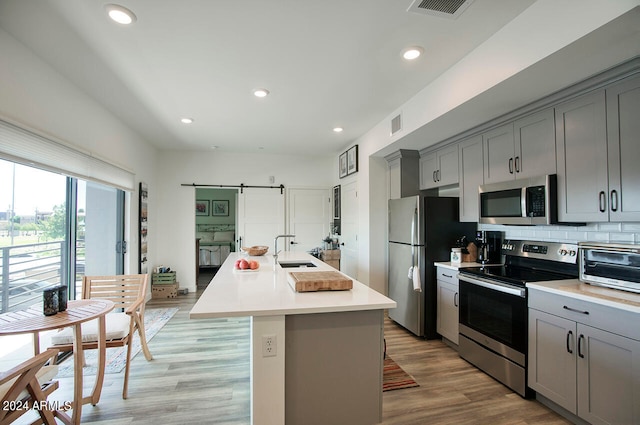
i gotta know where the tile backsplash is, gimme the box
[478,222,640,245]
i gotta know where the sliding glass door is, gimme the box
[0,159,124,312]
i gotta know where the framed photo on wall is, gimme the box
[138,182,148,274]
[212,200,229,216]
[347,145,358,175]
[339,152,348,178]
[196,200,209,216]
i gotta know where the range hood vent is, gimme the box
[391,114,402,135]
[407,0,474,19]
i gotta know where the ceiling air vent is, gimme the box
[391,114,402,136]
[407,0,475,19]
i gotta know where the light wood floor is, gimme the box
[14,275,570,424]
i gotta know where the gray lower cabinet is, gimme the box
[528,289,640,425]
[285,310,384,425]
[436,266,459,345]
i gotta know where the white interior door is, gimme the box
[288,188,331,253]
[340,181,359,279]
[237,188,285,254]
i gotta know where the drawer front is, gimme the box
[528,288,640,341]
[436,267,458,286]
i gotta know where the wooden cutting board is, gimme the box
[287,271,353,292]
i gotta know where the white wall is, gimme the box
[0,28,158,275]
[155,150,334,292]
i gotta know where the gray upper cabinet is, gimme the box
[513,109,557,179]
[419,144,459,189]
[556,90,608,223]
[606,74,640,222]
[557,74,640,223]
[458,135,483,222]
[386,149,419,199]
[483,123,515,184]
[483,109,556,184]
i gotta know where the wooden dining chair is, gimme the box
[0,348,68,425]
[49,274,153,399]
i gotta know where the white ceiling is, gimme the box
[0,0,539,155]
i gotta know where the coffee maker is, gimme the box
[475,230,503,264]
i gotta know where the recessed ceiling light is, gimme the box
[210,146,218,150]
[105,4,137,25]
[180,117,194,124]
[333,127,344,133]
[253,89,270,98]
[402,46,423,60]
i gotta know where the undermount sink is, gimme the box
[278,261,317,268]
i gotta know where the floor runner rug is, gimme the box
[383,356,419,392]
[55,307,179,377]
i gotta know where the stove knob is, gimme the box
[569,250,577,256]
[559,249,568,256]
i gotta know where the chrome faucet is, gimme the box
[274,234,296,264]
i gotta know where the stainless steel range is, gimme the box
[457,239,579,397]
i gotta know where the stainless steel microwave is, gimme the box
[479,175,557,225]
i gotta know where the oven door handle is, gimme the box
[458,274,526,298]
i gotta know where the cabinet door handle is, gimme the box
[598,191,607,212]
[577,334,585,359]
[437,169,441,182]
[454,292,458,307]
[566,330,573,354]
[515,156,520,173]
[442,273,453,278]
[563,305,590,315]
[433,170,437,182]
[509,158,514,174]
[610,190,618,212]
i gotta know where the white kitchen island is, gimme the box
[190,251,396,425]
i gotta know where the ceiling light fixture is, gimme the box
[402,46,424,61]
[253,88,270,98]
[180,117,194,124]
[105,4,137,25]
[333,127,344,133]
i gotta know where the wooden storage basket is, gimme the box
[241,245,269,256]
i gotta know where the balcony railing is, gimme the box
[0,241,84,313]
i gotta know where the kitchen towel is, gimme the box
[412,265,421,292]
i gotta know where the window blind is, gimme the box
[0,119,135,191]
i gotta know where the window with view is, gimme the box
[0,159,124,315]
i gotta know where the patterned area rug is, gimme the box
[383,356,419,391]
[55,307,179,377]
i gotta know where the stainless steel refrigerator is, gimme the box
[388,196,475,338]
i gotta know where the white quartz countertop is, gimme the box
[434,261,484,270]
[190,251,396,319]
[527,279,640,314]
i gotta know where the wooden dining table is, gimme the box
[0,299,115,425]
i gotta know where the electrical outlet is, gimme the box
[262,334,277,357]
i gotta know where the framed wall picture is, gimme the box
[212,200,229,216]
[347,145,358,175]
[333,185,341,219]
[138,182,148,274]
[196,200,209,216]
[339,152,348,178]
